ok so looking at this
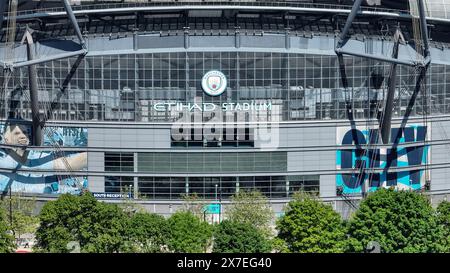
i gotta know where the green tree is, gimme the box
[127,212,169,253]
[0,206,15,253]
[213,220,271,253]
[35,192,129,253]
[181,193,205,219]
[226,191,274,238]
[436,201,450,249]
[276,193,346,253]
[436,201,450,227]
[270,237,290,253]
[1,193,39,241]
[118,185,144,216]
[346,188,447,253]
[167,211,212,253]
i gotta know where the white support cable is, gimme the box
[1,0,18,115]
[421,66,431,188]
[4,0,17,64]
[410,0,430,188]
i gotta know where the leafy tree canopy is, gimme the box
[276,193,346,253]
[346,188,448,253]
[436,200,450,250]
[0,207,15,253]
[127,212,169,253]
[167,211,212,253]
[181,193,205,219]
[1,193,39,241]
[213,220,271,253]
[226,191,274,238]
[436,201,450,227]
[35,193,129,253]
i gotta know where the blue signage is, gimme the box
[336,125,429,194]
[204,203,221,214]
[92,192,133,199]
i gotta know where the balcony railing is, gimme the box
[10,1,410,18]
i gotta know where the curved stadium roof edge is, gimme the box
[9,3,450,26]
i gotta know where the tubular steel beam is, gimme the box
[380,28,404,144]
[383,66,427,172]
[0,0,7,30]
[24,28,42,146]
[61,0,86,47]
[12,49,87,68]
[335,48,417,67]
[417,0,430,58]
[336,0,363,49]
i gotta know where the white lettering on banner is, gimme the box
[92,192,131,199]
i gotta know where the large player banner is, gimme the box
[0,121,88,195]
[336,123,430,194]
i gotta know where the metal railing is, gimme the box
[10,1,410,18]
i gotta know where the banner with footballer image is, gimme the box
[0,120,88,195]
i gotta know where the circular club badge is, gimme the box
[201,70,227,96]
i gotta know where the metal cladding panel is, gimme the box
[190,36,235,48]
[430,168,450,191]
[288,151,335,172]
[241,35,285,48]
[138,35,184,49]
[431,120,450,191]
[3,34,450,66]
[88,127,171,148]
[320,174,336,198]
[430,47,450,65]
[341,38,421,66]
[88,37,132,52]
[432,120,450,164]
[88,176,105,193]
[280,126,336,148]
[88,152,104,172]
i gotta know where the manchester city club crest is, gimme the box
[201,70,227,96]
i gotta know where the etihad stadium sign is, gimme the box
[154,70,272,112]
[153,101,272,112]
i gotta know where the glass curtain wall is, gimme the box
[1,52,441,123]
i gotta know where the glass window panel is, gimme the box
[171,177,186,199]
[154,177,170,199]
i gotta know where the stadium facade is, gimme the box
[1,0,450,217]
